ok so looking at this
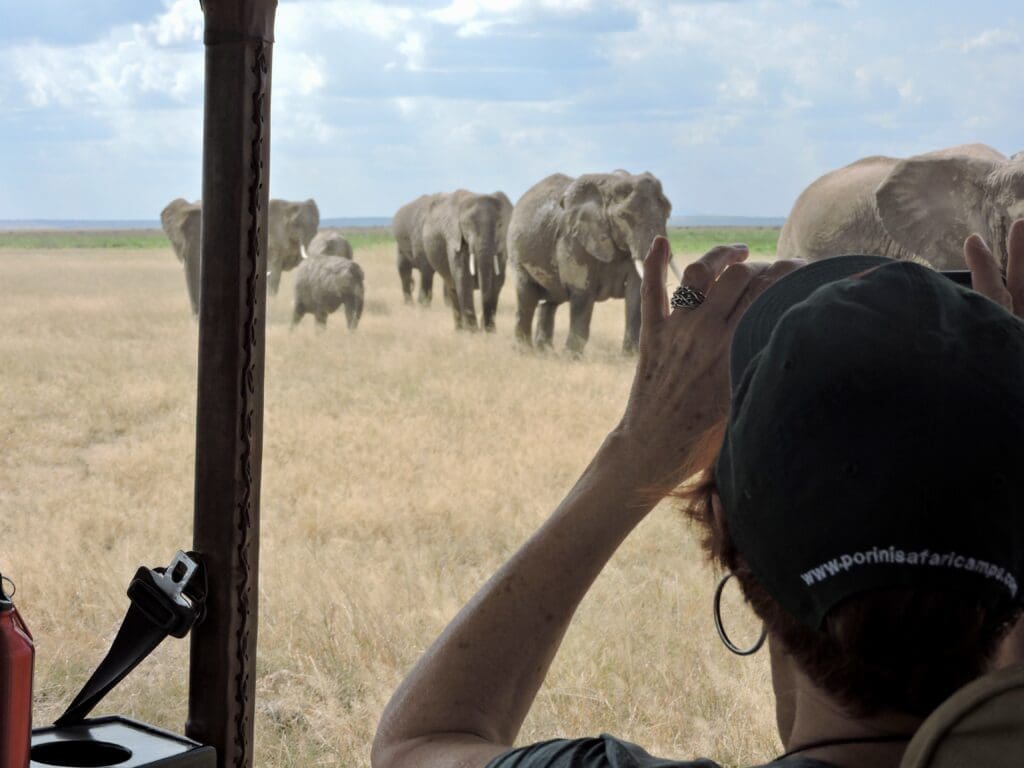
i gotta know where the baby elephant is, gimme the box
[292,232,365,330]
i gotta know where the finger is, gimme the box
[727,259,806,323]
[964,233,1012,311]
[641,236,670,335]
[1006,219,1024,315]
[681,244,749,293]
[701,262,764,317]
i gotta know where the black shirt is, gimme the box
[485,734,837,768]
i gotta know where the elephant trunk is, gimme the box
[469,228,499,301]
[630,225,667,276]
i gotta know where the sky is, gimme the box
[0,0,1021,219]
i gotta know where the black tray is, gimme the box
[31,716,214,768]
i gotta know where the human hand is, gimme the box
[616,237,804,489]
[963,218,1024,317]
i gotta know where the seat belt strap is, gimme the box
[55,551,207,727]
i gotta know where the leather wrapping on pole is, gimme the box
[188,3,276,768]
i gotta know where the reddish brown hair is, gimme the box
[673,422,1022,717]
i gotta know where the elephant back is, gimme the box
[778,156,898,261]
[508,174,573,269]
[309,231,353,261]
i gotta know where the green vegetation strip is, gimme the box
[0,226,779,254]
[668,227,779,256]
[0,230,170,249]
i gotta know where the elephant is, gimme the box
[160,198,202,315]
[392,195,438,305]
[308,230,353,261]
[292,231,364,330]
[160,197,320,312]
[777,144,1024,269]
[507,171,673,355]
[419,190,514,331]
[267,198,319,295]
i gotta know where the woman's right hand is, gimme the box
[965,217,1024,670]
[616,236,804,490]
[964,218,1024,317]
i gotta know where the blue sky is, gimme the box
[1,0,1021,219]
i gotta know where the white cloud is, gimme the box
[150,0,204,46]
[398,32,427,71]
[962,28,1020,53]
[9,0,203,111]
[674,112,743,147]
[428,0,594,36]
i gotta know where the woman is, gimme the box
[372,223,1024,768]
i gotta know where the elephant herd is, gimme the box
[161,143,1024,353]
[395,171,676,354]
[162,197,364,329]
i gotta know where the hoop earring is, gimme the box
[713,573,767,656]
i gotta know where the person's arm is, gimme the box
[371,238,804,768]
[965,218,1024,671]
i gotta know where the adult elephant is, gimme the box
[778,144,1024,268]
[393,194,438,305]
[421,190,514,331]
[160,198,202,315]
[161,197,319,312]
[507,171,673,355]
[267,198,319,295]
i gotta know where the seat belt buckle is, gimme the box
[127,551,206,639]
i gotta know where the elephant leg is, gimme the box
[622,269,642,355]
[398,261,414,304]
[344,296,362,331]
[420,267,435,306]
[451,246,478,331]
[566,293,596,357]
[314,311,328,330]
[445,280,463,330]
[535,301,558,350]
[268,268,282,297]
[291,302,305,328]
[184,255,201,316]
[515,273,543,347]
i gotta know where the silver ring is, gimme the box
[670,284,706,310]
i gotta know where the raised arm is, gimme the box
[371,238,803,768]
[965,218,1024,670]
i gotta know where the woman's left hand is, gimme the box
[616,236,804,489]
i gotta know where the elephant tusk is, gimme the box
[470,253,476,277]
[300,244,309,260]
[494,253,501,277]
[634,260,644,278]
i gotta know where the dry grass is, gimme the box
[0,241,778,767]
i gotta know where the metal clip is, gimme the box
[152,551,198,608]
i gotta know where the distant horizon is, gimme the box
[0,214,787,231]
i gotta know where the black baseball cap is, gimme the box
[715,256,1024,629]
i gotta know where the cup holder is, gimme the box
[31,740,133,767]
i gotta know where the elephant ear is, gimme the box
[441,193,466,255]
[292,199,320,244]
[561,178,618,262]
[494,191,513,213]
[875,155,996,266]
[161,199,199,262]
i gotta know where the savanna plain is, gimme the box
[1,228,780,767]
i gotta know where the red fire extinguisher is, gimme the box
[0,574,33,768]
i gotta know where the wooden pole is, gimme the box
[188,3,276,767]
